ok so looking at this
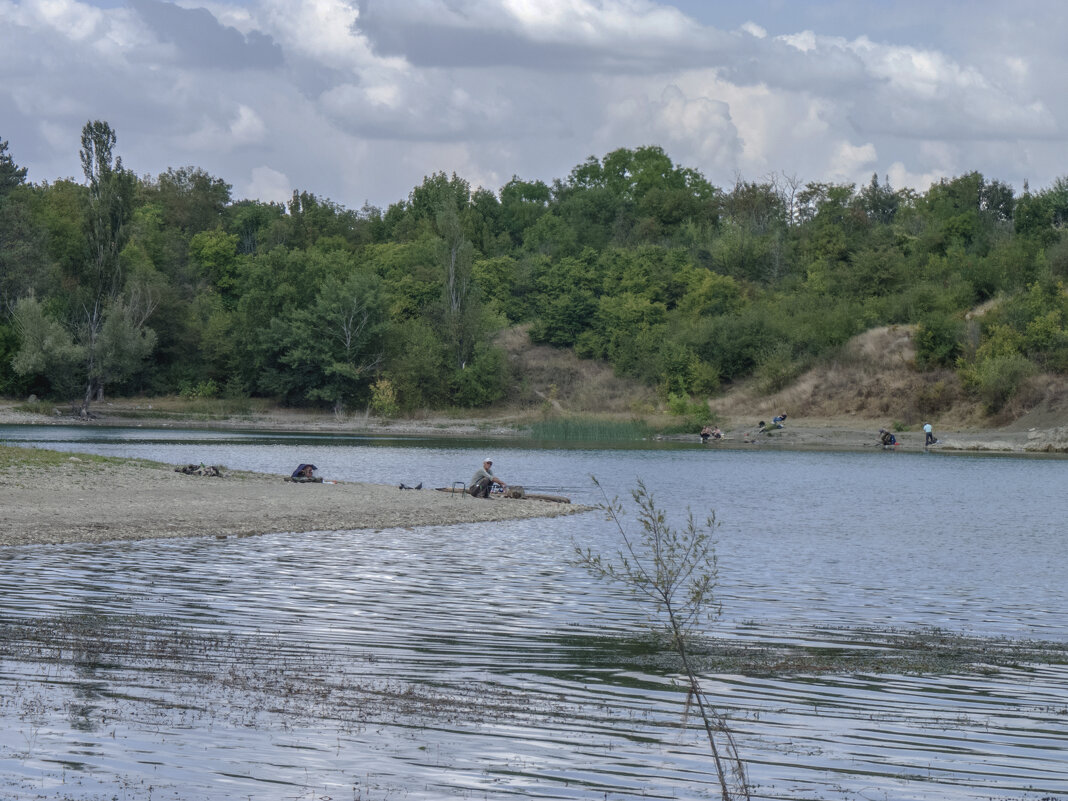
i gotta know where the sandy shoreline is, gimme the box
[5,404,1067,453]
[661,422,1068,454]
[0,450,592,548]
[4,399,1067,454]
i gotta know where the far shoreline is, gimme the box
[2,399,1067,457]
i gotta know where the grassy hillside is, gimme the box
[499,323,1068,433]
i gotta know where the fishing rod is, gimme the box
[516,485,588,492]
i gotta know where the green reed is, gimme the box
[527,417,655,442]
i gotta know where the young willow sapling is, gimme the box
[575,476,749,801]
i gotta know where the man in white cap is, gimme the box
[469,457,507,498]
[923,422,936,446]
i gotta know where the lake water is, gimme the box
[1,424,1066,800]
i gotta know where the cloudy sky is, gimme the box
[2,0,1066,210]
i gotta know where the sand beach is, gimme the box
[0,448,591,548]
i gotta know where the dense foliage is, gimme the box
[2,125,1067,415]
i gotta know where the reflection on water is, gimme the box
[1,424,1067,800]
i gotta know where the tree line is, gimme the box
[2,122,1067,416]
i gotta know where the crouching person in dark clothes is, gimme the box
[469,458,507,498]
[290,463,322,482]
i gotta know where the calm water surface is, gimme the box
[1,424,1066,800]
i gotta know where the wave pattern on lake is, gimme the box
[2,425,1067,800]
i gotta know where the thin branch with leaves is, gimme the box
[574,476,749,801]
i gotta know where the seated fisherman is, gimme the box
[469,458,507,498]
[290,463,321,482]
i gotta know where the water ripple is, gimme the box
[2,427,1067,799]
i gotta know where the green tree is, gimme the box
[472,255,522,321]
[95,297,159,394]
[914,313,964,368]
[11,295,84,397]
[188,228,240,298]
[0,185,49,311]
[279,271,388,412]
[552,146,717,250]
[858,173,899,224]
[76,120,142,413]
[384,319,448,409]
[436,201,483,371]
[227,199,285,255]
[718,179,788,281]
[150,166,231,234]
[0,137,28,200]
[448,341,508,407]
[499,177,551,245]
[365,239,442,319]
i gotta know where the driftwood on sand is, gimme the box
[434,485,572,504]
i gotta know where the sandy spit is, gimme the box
[0,455,593,548]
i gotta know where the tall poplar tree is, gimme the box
[76,120,144,414]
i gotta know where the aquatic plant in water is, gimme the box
[574,477,749,801]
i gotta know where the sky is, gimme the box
[2,0,1067,210]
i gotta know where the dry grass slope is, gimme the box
[497,322,1068,434]
[498,325,657,415]
[712,324,1068,432]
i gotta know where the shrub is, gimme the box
[914,313,964,368]
[913,379,958,418]
[960,354,1036,414]
[448,345,507,407]
[178,379,219,399]
[369,377,399,418]
[689,360,721,396]
[753,342,801,394]
[222,376,249,399]
[666,392,711,427]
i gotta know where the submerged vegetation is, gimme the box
[6,612,1063,758]
[2,127,1068,420]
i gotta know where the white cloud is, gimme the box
[779,30,817,53]
[229,105,266,145]
[885,160,947,192]
[739,21,766,39]
[2,0,1067,207]
[17,0,105,40]
[257,0,391,72]
[828,140,877,182]
[242,165,291,204]
[38,121,72,156]
[596,81,741,174]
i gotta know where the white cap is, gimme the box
[484,457,493,464]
